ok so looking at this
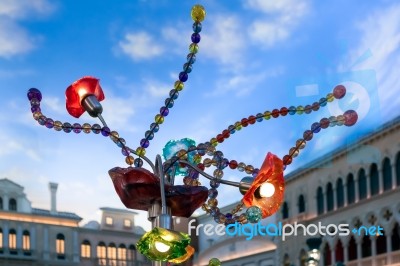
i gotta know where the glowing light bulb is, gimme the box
[154,241,170,253]
[259,182,275,197]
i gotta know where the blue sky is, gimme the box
[0,0,399,230]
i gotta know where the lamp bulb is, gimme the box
[154,241,170,253]
[259,182,275,197]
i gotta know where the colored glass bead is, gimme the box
[155,114,165,124]
[241,118,249,127]
[187,53,196,64]
[210,180,220,188]
[101,126,110,136]
[296,106,304,114]
[303,130,313,141]
[319,97,328,107]
[27,88,42,101]
[245,165,254,174]
[30,98,40,106]
[252,169,259,177]
[134,158,143,167]
[248,115,256,124]
[82,123,91,133]
[288,106,296,115]
[312,102,320,111]
[213,169,223,179]
[54,121,63,131]
[63,122,72,133]
[210,138,218,147]
[228,125,236,134]
[208,188,218,199]
[203,158,212,167]
[169,89,179,100]
[140,138,150,148]
[326,93,334,102]
[38,115,47,126]
[344,110,358,126]
[238,213,247,224]
[237,162,246,172]
[110,131,119,141]
[329,116,337,127]
[174,81,184,91]
[91,124,101,134]
[192,22,202,33]
[216,134,224,143]
[183,63,192,73]
[217,214,226,224]
[150,123,160,132]
[304,105,312,114]
[333,85,346,99]
[210,207,219,216]
[72,123,82,133]
[222,129,230,138]
[45,118,54,129]
[271,109,280,118]
[234,121,242,130]
[145,130,154,140]
[229,160,238,169]
[246,206,262,223]
[337,115,345,126]
[264,111,271,120]
[296,139,306,149]
[125,155,134,165]
[283,155,292,165]
[256,113,263,122]
[191,5,206,22]
[208,198,218,207]
[179,72,189,82]
[31,106,41,113]
[165,98,174,108]
[121,147,130,156]
[280,107,288,116]
[320,118,330,129]
[33,111,42,120]
[206,144,215,155]
[289,147,299,158]
[311,122,321,133]
[160,106,169,117]
[116,138,126,148]
[189,43,199,54]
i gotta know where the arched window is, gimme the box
[9,229,17,254]
[392,223,400,251]
[326,183,334,211]
[396,152,400,187]
[23,230,31,255]
[127,244,136,261]
[323,243,331,266]
[358,169,367,200]
[336,178,344,208]
[283,254,290,266]
[298,195,305,213]
[299,249,307,266]
[97,242,107,265]
[56,233,65,259]
[81,240,91,258]
[348,236,357,261]
[347,173,355,204]
[282,201,289,219]
[376,230,386,254]
[0,197,3,209]
[383,158,392,191]
[118,244,127,262]
[362,235,371,258]
[335,240,344,263]
[108,243,117,264]
[370,163,379,196]
[317,186,324,215]
[9,198,17,211]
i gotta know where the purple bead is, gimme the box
[160,106,169,116]
[208,188,218,198]
[320,118,330,129]
[252,168,260,177]
[121,147,130,156]
[191,33,201,43]
[73,123,82,133]
[179,72,188,82]
[344,110,358,126]
[225,213,233,219]
[303,130,313,141]
[27,88,42,101]
[30,98,40,106]
[45,118,54,129]
[311,122,321,133]
[140,138,150,148]
[101,126,110,136]
[31,106,41,113]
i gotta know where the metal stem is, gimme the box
[97,113,108,128]
[156,155,167,214]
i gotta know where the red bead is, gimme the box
[320,118,330,129]
[248,115,256,124]
[280,107,288,116]
[241,118,249,127]
[333,85,346,99]
[303,130,313,141]
[344,110,358,126]
[216,134,224,143]
[222,129,230,138]
[304,105,312,114]
[197,163,205,171]
[283,155,292,165]
[312,102,320,111]
[229,160,238,169]
[271,109,280,118]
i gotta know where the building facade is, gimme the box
[0,179,150,266]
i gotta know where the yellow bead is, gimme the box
[33,111,42,120]
[208,198,218,207]
[234,121,242,130]
[155,114,165,124]
[110,131,119,140]
[189,43,199,54]
[193,154,202,163]
[327,93,334,102]
[210,138,218,147]
[136,147,146,156]
[177,149,188,160]
[125,156,134,165]
[174,81,184,91]
[191,5,206,22]
[263,111,271,120]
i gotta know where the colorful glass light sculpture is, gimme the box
[163,138,196,176]
[242,153,284,218]
[65,76,105,118]
[137,227,193,262]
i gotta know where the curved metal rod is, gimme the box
[126,147,156,173]
[155,155,168,214]
[179,160,241,188]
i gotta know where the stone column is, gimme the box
[355,177,359,203]
[17,224,22,250]
[3,195,9,211]
[333,186,337,211]
[386,231,393,265]
[30,224,36,254]
[3,223,9,254]
[343,241,349,263]
[379,167,384,194]
[323,188,327,214]
[356,237,362,266]
[73,230,79,262]
[344,183,348,207]
[366,173,371,198]
[43,226,49,260]
[371,236,377,266]
[392,163,397,189]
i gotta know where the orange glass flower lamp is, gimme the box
[26,4,359,266]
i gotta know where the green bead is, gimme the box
[209,258,221,266]
[246,206,262,223]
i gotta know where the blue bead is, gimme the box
[169,89,179,100]
[191,33,201,43]
[208,188,218,198]
[160,106,169,116]
[311,122,321,133]
[319,97,327,107]
[183,63,193,73]
[150,123,159,132]
[228,125,235,134]
[45,118,54,129]
[116,138,126,147]
[210,180,220,188]
[63,122,72,133]
[145,130,154,140]
[101,126,110,136]
[140,138,150,148]
[256,113,264,122]
[288,106,297,115]
[192,22,202,33]
[134,158,143,167]
[165,98,174,108]
[179,72,188,82]
[73,123,82,134]
[91,124,101,134]
[187,53,196,64]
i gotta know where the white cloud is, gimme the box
[0,0,55,58]
[339,3,400,119]
[244,0,309,48]
[118,32,164,61]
